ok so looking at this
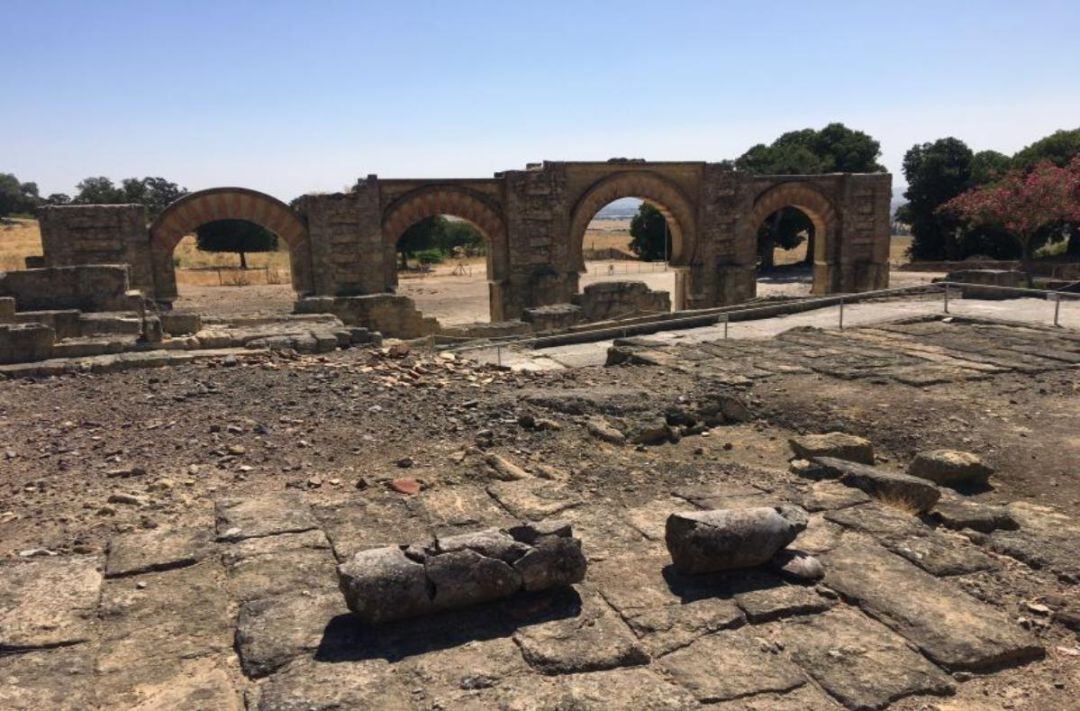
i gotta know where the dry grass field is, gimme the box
[0,219,41,270]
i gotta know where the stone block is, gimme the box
[789,432,874,464]
[665,505,808,573]
[160,310,202,336]
[0,556,102,651]
[908,449,993,487]
[813,457,941,513]
[337,521,586,624]
[0,265,134,312]
[522,303,583,332]
[0,296,14,322]
[0,323,54,364]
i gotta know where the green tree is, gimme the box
[0,173,42,216]
[73,176,125,204]
[195,219,279,270]
[737,123,885,267]
[902,138,974,260]
[1012,128,1080,168]
[970,150,1012,184]
[397,216,445,268]
[629,202,670,261]
[435,219,486,255]
[45,193,71,205]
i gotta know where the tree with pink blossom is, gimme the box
[939,157,1080,285]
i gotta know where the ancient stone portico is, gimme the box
[37,161,892,323]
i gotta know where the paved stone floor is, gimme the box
[1,317,1078,709]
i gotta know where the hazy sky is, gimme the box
[4,0,1078,201]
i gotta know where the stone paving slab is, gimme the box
[253,657,413,710]
[513,591,650,674]
[822,538,1043,671]
[225,547,339,603]
[0,555,102,651]
[235,591,347,677]
[781,606,954,709]
[487,479,584,520]
[707,683,843,710]
[735,584,834,623]
[0,643,97,710]
[313,498,430,561]
[417,484,516,531]
[215,495,319,541]
[105,526,213,577]
[657,626,808,704]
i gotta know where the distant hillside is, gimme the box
[594,197,642,219]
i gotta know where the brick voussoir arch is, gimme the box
[569,171,697,268]
[382,186,509,281]
[148,187,313,299]
[747,182,839,264]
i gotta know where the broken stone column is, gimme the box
[665,505,808,574]
[337,520,586,624]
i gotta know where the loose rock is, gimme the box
[665,505,808,573]
[909,449,993,487]
[789,432,874,464]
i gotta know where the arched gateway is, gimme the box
[149,187,314,300]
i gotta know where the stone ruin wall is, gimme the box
[27,163,892,335]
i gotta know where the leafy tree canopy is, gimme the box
[195,219,279,270]
[629,202,671,261]
[396,216,486,268]
[0,173,41,216]
[1012,128,1080,169]
[73,176,187,218]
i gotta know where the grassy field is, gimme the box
[0,219,41,270]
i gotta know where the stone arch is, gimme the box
[149,187,313,300]
[568,171,698,270]
[381,186,509,285]
[746,181,839,268]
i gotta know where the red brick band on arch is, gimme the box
[569,171,698,270]
[381,186,510,282]
[746,182,839,265]
[148,187,314,299]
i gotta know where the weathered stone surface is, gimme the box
[979,501,1080,583]
[338,524,585,623]
[735,584,832,622]
[314,498,429,561]
[214,495,318,541]
[418,485,514,531]
[514,534,588,591]
[705,683,842,710]
[822,539,1043,670]
[221,528,331,564]
[657,627,807,703]
[255,657,413,710]
[514,593,649,674]
[0,644,97,710]
[792,514,844,555]
[930,499,1017,533]
[118,660,243,711]
[337,545,435,624]
[226,547,338,602]
[887,532,998,576]
[672,482,772,510]
[485,667,700,710]
[562,504,649,561]
[824,501,926,538]
[798,480,871,512]
[485,453,532,481]
[0,555,102,650]
[909,449,993,487]
[814,457,941,513]
[488,479,583,519]
[789,432,874,464]
[626,598,745,657]
[105,526,213,577]
[586,416,626,444]
[398,635,530,703]
[235,591,346,677]
[665,505,808,573]
[768,550,825,582]
[781,607,954,709]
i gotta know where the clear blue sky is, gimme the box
[4,0,1078,201]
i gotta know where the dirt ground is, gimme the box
[0,318,1078,708]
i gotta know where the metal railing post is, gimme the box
[943,285,950,313]
[496,344,502,367]
[1052,292,1061,327]
[723,313,729,339]
[839,297,845,330]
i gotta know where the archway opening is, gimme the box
[755,206,815,296]
[578,197,677,318]
[391,214,492,326]
[172,219,295,316]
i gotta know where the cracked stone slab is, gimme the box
[313,498,430,562]
[735,584,833,623]
[105,527,213,577]
[671,482,771,510]
[474,667,700,710]
[705,683,842,710]
[886,532,998,576]
[623,497,688,541]
[398,635,530,702]
[235,590,347,677]
[781,606,954,710]
[487,479,583,520]
[225,547,339,602]
[214,495,319,541]
[792,514,845,555]
[254,657,414,710]
[822,538,1043,671]
[96,560,233,678]
[559,504,651,561]
[798,480,871,512]
[0,555,102,651]
[930,499,1017,533]
[657,626,807,703]
[220,528,331,565]
[825,502,927,539]
[0,643,97,710]
[111,659,243,711]
[593,554,745,656]
[417,484,515,531]
[513,592,649,674]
